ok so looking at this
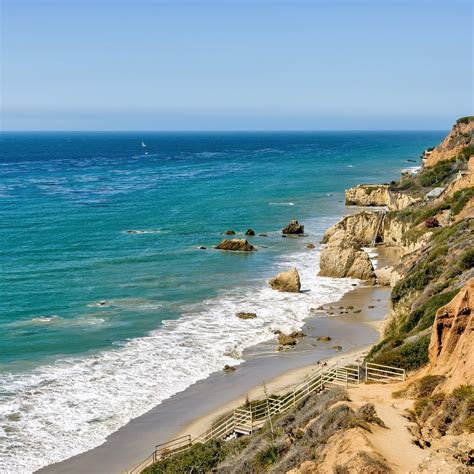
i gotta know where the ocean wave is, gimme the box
[269,202,295,206]
[123,229,163,235]
[0,218,357,473]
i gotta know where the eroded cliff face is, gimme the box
[345,184,420,211]
[318,233,376,282]
[428,278,474,391]
[424,118,474,167]
[322,211,379,245]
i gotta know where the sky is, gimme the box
[1,0,473,131]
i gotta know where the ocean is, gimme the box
[0,131,444,471]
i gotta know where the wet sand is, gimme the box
[38,284,391,474]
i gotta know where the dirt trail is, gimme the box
[348,382,427,473]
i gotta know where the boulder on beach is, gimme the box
[215,239,256,252]
[224,230,236,235]
[269,267,301,293]
[317,336,332,342]
[277,331,306,348]
[236,312,257,320]
[223,364,236,373]
[282,220,304,235]
[245,229,255,236]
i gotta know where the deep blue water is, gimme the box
[0,131,444,471]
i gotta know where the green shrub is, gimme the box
[369,335,430,371]
[400,289,459,335]
[451,187,474,215]
[458,248,474,272]
[142,438,249,474]
[458,145,474,161]
[417,160,454,187]
[392,260,442,303]
[456,116,474,124]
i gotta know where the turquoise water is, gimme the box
[0,131,443,470]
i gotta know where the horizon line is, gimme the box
[0,129,449,133]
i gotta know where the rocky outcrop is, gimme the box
[224,230,236,235]
[322,211,379,245]
[215,239,256,251]
[346,184,390,207]
[236,312,257,320]
[428,278,474,391]
[269,267,301,292]
[282,220,304,235]
[345,184,420,210]
[245,229,255,236]
[319,233,376,282]
[424,117,474,167]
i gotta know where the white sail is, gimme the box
[141,141,146,147]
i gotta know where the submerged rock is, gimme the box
[245,229,255,236]
[306,243,316,249]
[215,239,256,252]
[236,312,257,320]
[224,230,236,235]
[269,267,301,292]
[317,336,332,342]
[223,364,236,373]
[282,220,304,235]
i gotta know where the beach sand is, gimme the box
[38,281,392,474]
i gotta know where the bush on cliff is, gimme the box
[367,334,430,371]
[400,289,459,335]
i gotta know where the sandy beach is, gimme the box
[38,276,392,474]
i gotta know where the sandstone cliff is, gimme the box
[322,211,380,245]
[428,278,474,391]
[424,117,474,167]
[346,184,420,211]
[319,233,376,282]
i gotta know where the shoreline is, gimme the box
[39,277,393,474]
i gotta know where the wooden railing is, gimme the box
[365,361,405,382]
[127,362,403,473]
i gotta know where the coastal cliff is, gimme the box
[345,184,419,210]
[423,116,474,167]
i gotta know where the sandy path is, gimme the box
[348,382,427,473]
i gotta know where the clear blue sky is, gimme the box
[1,0,472,131]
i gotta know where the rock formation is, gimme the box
[224,229,236,235]
[282,220,304,235]
[269,267,301,292]
[345,184,420,210]
[322,211,379,245]
[215,239,256,251]
[424,117,474,167]
[428,278,473,391]
[319,233,376,282]
[236,312,257,320]
[245,229,255,236]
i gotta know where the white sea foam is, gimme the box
[269,202,295,206]
[0,217,357,473]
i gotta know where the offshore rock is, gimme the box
[282,220,304,235]
[215,239,256,252]
[269,267,301,292]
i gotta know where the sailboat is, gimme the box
[141,141,146,148]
